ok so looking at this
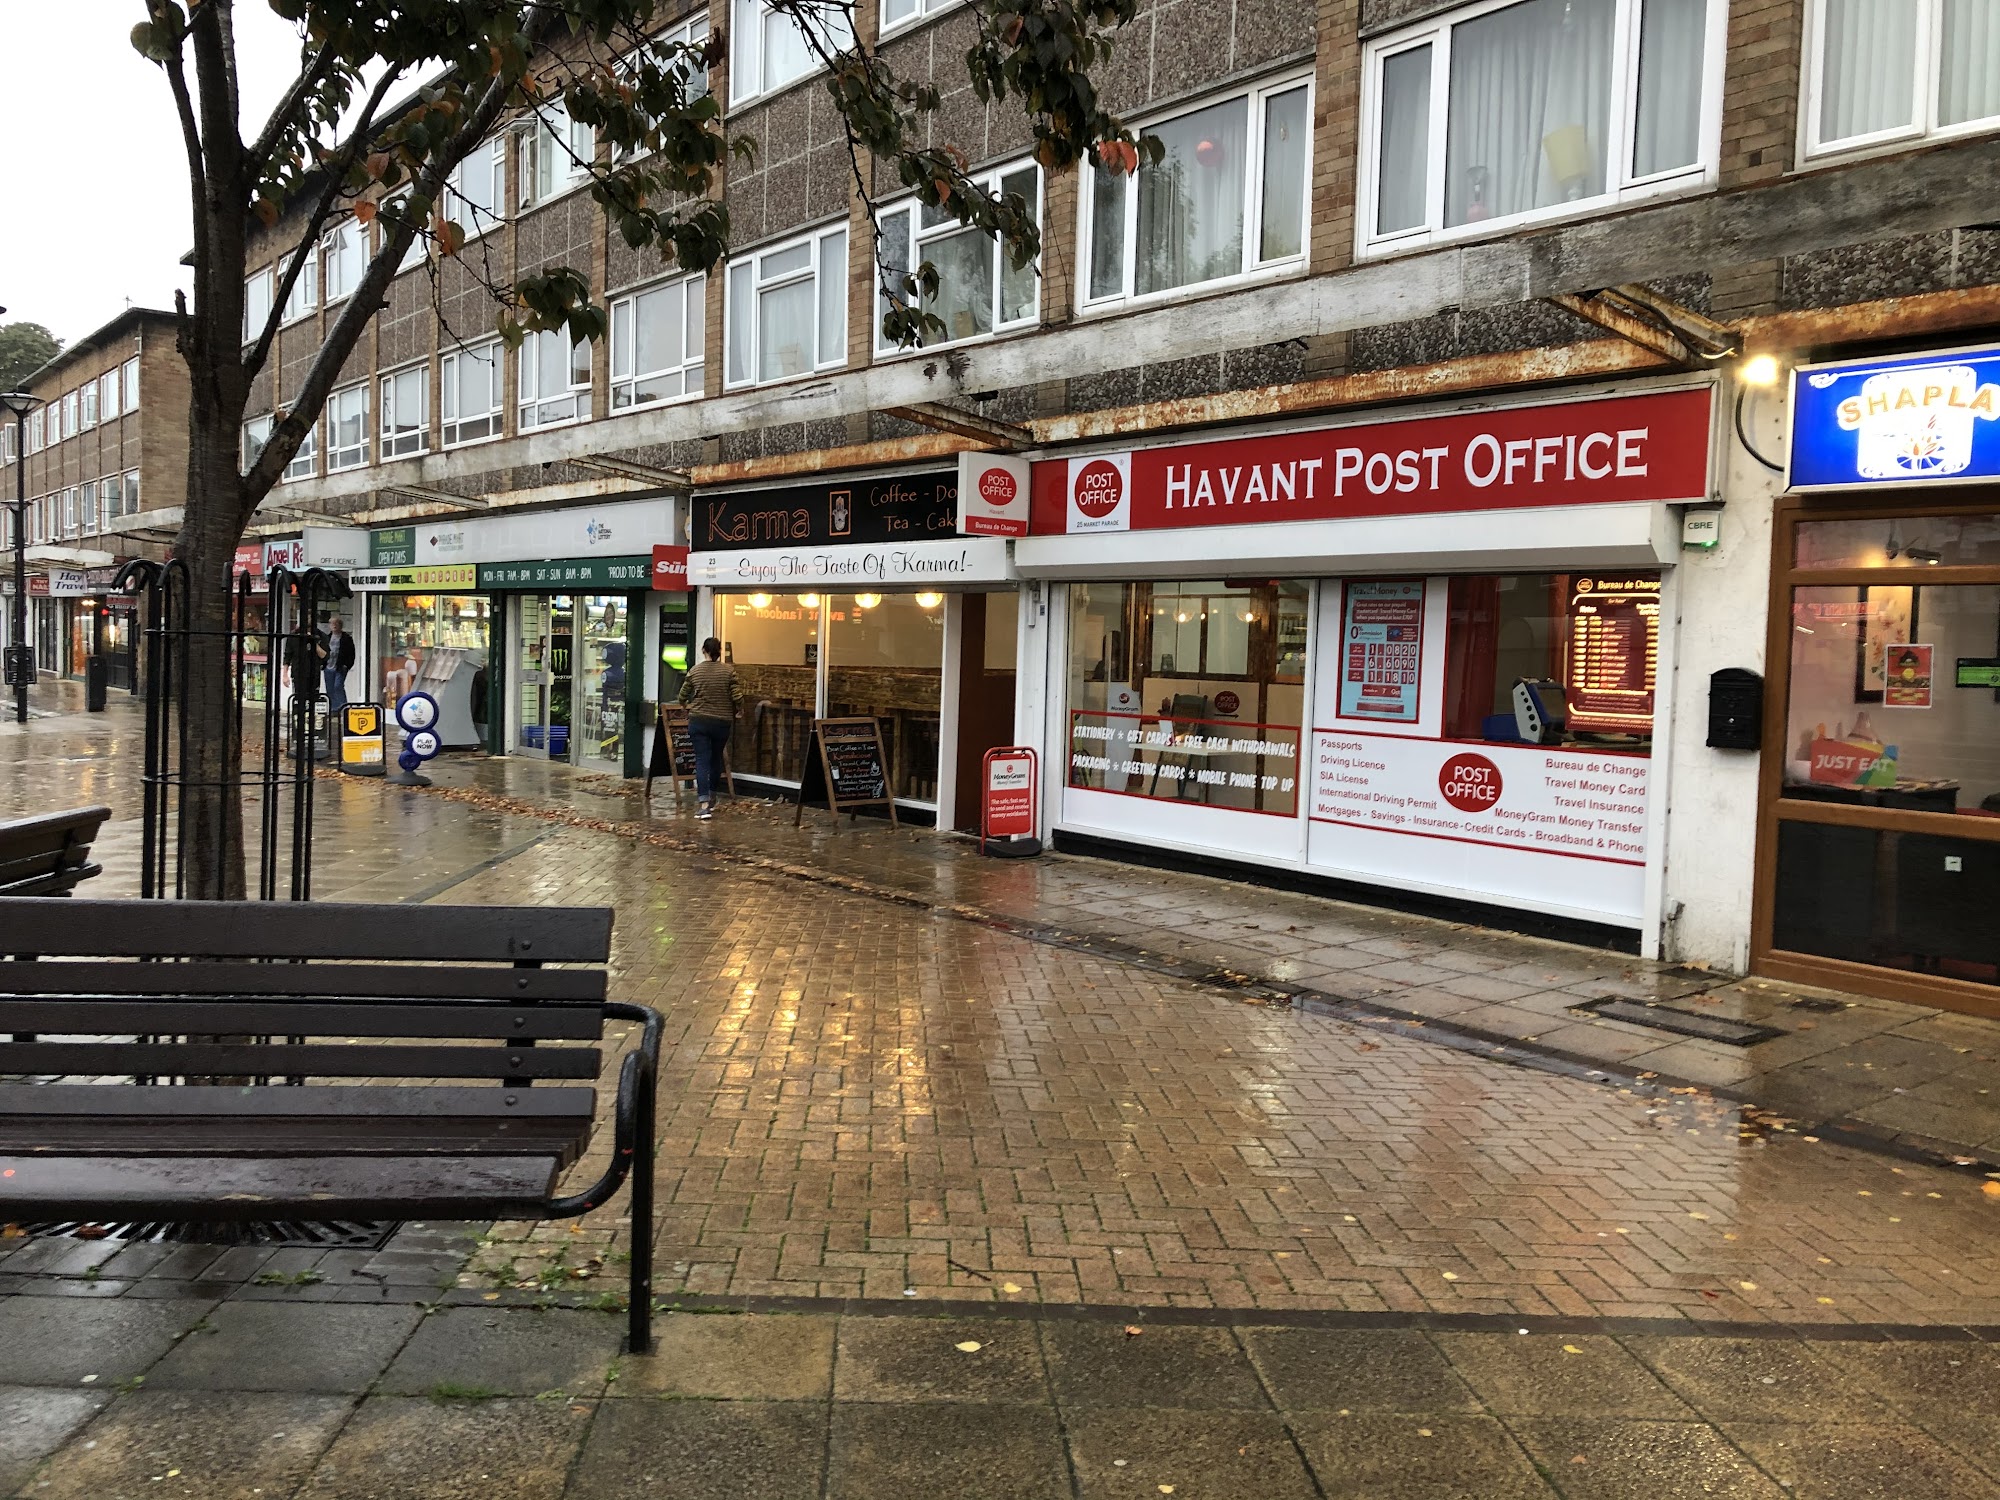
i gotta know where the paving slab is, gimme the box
[0,1297,216,1387]
[1041,1322,1270,1410]
[1063,1407,1319,1499]
[1623,1335,1900,1423]
[826,1402,1069,1500]
[145,1302,423,1395]
[1288,1412,1556,1500]
[1722,1421,2000,1500]
[566,1398,827,1500]
[0,1389,108,1496]
[1241,1327,1481,1415]
[617,1312,835,1400]
[833,1316,1048,1403]
[376,1307,616,1398]
[1508,1417,1788,1499]
[1808,1339,2000,1418]
[296,1395,591,1500]
[16,1390,348,1500]
[1433,1333,1693,1419]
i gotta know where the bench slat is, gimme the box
[0,962,606,1002]
[0,1041,600,1081]
[0,1084,595,1118]
[2,1113,593,1165]
[0,999,606,1041]
[0,1152,562,1220]
[0,900,612,964]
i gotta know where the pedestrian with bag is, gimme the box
[677,636,741,820]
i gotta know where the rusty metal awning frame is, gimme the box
[883,401,1033,451]
[1545,283,1743,367]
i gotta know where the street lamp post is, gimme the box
[0,391,42,724]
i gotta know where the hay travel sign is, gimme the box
[1789,344,2000,491]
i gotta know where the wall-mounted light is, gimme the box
[1740,353,1782,387]
[855,592,882,610]
[914,591,943,610]
[1734,353,1788,472]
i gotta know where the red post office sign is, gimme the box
[957,452,1031,537]
[650,544,690,591]
[982,746,1038,851]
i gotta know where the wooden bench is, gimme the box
[0,898,662,1352]
[0,806,110,896]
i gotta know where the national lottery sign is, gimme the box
[1788,343,2000,491]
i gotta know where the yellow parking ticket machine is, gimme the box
[340,703,385,775]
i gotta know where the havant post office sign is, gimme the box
[1789,343,2000,491]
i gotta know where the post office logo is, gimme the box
[1067,454,1131,534]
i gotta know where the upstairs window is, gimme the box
[281,247,319,323]
[445,137,507,242]
[62,486,77,538]
[380,364,429,458]
[729,0,854,105]
[880,0,958,36]
[610,274,705,409]
[244,267,274,343]
[1084,73,1312,309]
[878,162,1040,352]
[1361,0,1719,254]
[441,340,503,446]
[616,12,711,162]
[323,218,365,303]
[518,328,591,429]
[242,414,274,474]
[1807,0,2000,158]
[79,382,97,429]
[27,410,42,453]
[521,105,595,206]
[80,480,98,533]
[122,470,140,517]
[99,371,119,422]
[327,382,370,470]
[121,356,139,413]
[725,224,848,387]
[283,417,318,482]
[60,390,77,439]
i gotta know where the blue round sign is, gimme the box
[395,692,440,734]
[398,749,422,772]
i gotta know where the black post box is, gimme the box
[1707,667,1763,750]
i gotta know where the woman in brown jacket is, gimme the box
[677,636,742,819]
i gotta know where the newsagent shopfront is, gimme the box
[688,460,1025,827]
[1016,383,1717,951]
[1756,343,2000,1015]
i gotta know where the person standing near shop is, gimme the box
[319,614,355,731]
[678,636,741,820]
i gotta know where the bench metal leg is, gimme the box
[627,1059,655,1355]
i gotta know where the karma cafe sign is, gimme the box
[1031,388,1713,535]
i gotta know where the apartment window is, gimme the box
[518,328,591,429]
[284,418,318,482]
[615,12,710,163]
[122,470,140,517]
[441,340,504,445]
[327,382,370,470]
[521,105,595,206]
[1360,0,1718,253]
[62,487,78,537]
[878,162,1040,352]
[281,247,319,323]
[380,364,430,457]
[729,0,854,105]
[242,414,274,474]
[1085,73,1312,308]
[27,410,42,453]
[60,391,77,439]
[79,382,97,429]
[610,274,705,409]
[322,218,365,303]
[880,0,958,35]
[99,371,120,421]
[244,267,274,342]
[0,428,12,464]
[724,224,848,387]
[445,137,507,242]
[80,481,98,533]
[122,356,139,413]
[1807,0,2000,158]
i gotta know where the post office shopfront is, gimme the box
[689,469,1022,828]
[1016,384,1718,952]
[1759,344,2000,1015]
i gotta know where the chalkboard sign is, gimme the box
[645,704,731,802]
[795,716,898,827]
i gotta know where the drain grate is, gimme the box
[1570,997,1786,1047]
[21,1219,399,1250]
[1789,996,1849,1014]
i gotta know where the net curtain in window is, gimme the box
[1136,99,1250,295]
[1444,0,1616,227]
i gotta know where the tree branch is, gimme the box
[243,35,343,185]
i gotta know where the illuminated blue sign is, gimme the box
[1788,344,2000,491]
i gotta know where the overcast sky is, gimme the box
[0,2,308,346]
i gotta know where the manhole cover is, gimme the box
[1570,997,1785,1047]
[20,1220,398,1250]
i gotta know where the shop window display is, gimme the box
[826,592,944,804]
[377,593,492,745]
[1067,580,1309,816]
[717,592,820,784]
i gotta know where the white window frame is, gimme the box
[122,470,140,517]
[729,0,855,107]
[520,104,596,207]
[242,414,274,475]
[616,11,711,165]
[62,486,78,538]
[876,160,1041,356]
[60,391,77,439]
[1080,70,1316,313]
[1356,0,1726,258]
[283,417,318,483]
[281,246,319,324]
[327,381,371,471]
[1800,0,2000,163]
[609,273,706,411]
[724,222,849,389]
[322,218,365,304]
[121,356,140,414]
[878,0,961,39]
[379,364,430,458]
[27,410,42,453]
[440,340,505,447]
[79,382,97,429]
[445,137,508,243]
[517,328,592,430]
[98,371,120,422]
[80,479,98,533]
[244,267,274,343]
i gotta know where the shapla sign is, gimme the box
[956,452,1030,537]
[1790,343,2000,490]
